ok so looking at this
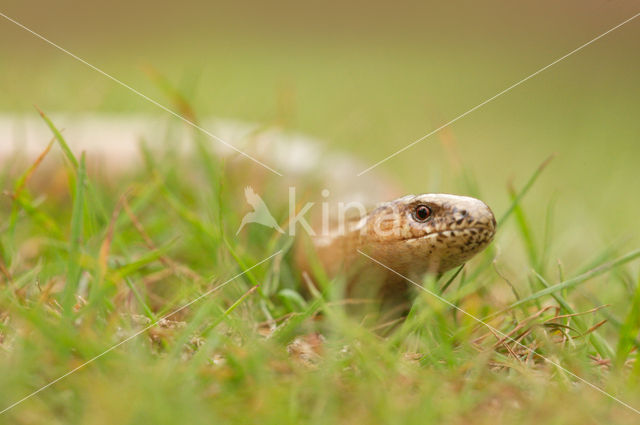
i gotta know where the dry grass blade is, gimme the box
[12,137,55,200]
[581,320,608,338]
[486,326,522,362]
[488,306,558,349]
[497,154,554,228]
[0,261,13,290]
[7,136,57,242]
[122,196,201,281]
[552,305,610,321]
[142,65,198,123]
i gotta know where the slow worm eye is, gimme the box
[412,205,432,222]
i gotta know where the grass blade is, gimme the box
[35,106,78,169]
[509,248,640,310]
[534,271,613,359]
[497,154,553,228]
[61,153,86,316]
[616,273,640,368]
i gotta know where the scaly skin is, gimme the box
[307,194,496,295]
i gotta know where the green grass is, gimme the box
[1,108,640,425]
[1,6,639,421]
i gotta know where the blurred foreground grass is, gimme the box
[0,109,640,424]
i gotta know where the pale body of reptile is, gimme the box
[1,114,496,293]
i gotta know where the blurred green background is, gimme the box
[1,1,640,423]
[2,1,639,262]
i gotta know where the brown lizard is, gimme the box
[298,193,496,303]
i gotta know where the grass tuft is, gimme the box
[1,113,640,425]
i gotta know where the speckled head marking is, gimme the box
[300,193,496,297]
[358,193,496,275]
